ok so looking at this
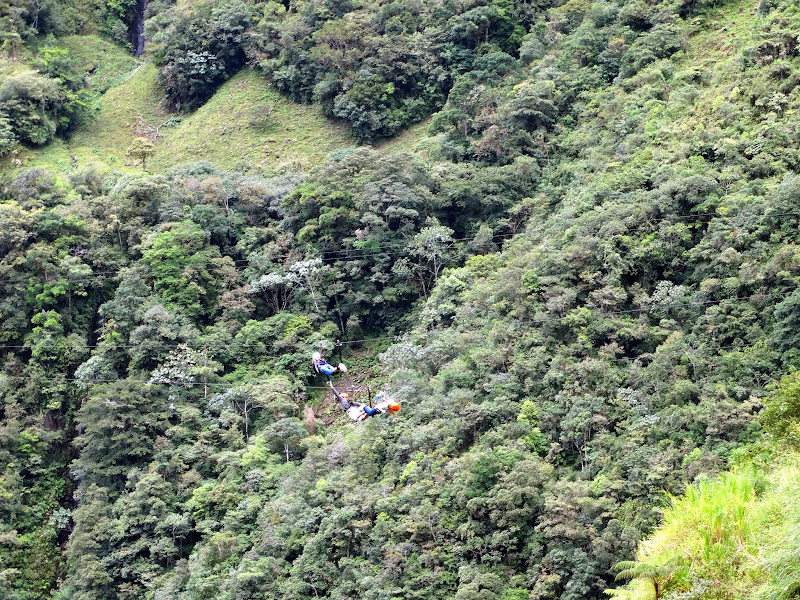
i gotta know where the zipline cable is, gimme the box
[0,232,519,286]
[0,340,771,391]
[0,287,791,353]
[0,336,402,351]
[3,209,799,286]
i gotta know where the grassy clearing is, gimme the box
[374,117,435,157]
[14,36,146,175]
[0,35,143,176]
[59,35,140,95]
[0,57,33,80]
[17,65,361,177]
[18,61,165,175]
[683,0,757,71]
[614,455,800,600]
[149,68,356,174]
[1,46,432,178]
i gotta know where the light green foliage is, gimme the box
[44,65,355,175]
[47,62,166,172]
[148,68,355,173]
[0,72,63,144]
[140,220,227,318]
[611,458,800,600]
[0,40,95,152]
[126,136,154,169]
[406,222,456,298]
[0,110,18,156]
[610,559,682,600]
[517,400,548,454]
[760,371,800,446]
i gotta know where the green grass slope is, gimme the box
[149,68,355,173]
[24,61,162,174]
[13,64,370,176]
[57,35,140,94]
[610,453,800,600]
[8,36,150,174]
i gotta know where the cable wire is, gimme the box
[0,287,787,353]
[0,339,769,392]
[3,209,798,286]
[0,335,403,351]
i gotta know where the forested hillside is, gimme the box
[3,0,800,598]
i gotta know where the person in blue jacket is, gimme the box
[312,351,347,380]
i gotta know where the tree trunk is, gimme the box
[243,398,249,441]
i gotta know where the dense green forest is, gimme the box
[3,0,800,598]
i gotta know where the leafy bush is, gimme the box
[156,0,252,110]
[0,72,64,145]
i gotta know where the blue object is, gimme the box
[319,363,335,376]
[364,406,379,416]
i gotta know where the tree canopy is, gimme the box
[4,0,800,598]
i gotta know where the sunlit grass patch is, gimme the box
[149,68,355,174]
[58,35,139,94]
[21,62,165,175]
[612,456,800,600]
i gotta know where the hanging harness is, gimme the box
[330,382,393,421]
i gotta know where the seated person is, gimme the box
[312,351,347,379]
[329,381,400,422]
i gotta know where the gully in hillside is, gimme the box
[130,0,147,57]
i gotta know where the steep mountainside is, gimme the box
[3,0,800,598]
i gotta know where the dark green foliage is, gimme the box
[9,0,800,598]
[154,0,252,111]
[145,0,532,140]
[72,381,169,489]
[772,290,800,362]
[0,144,787,599]
[0,56,91,148]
